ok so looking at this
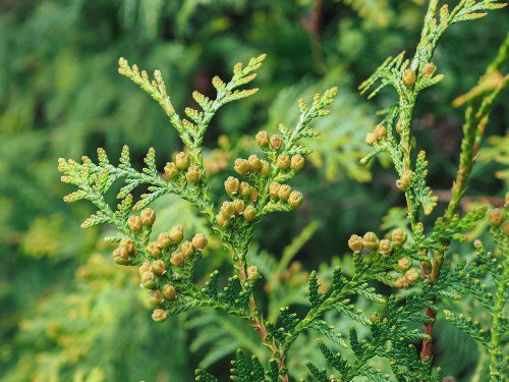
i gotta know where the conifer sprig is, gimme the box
[59,54,338,381]
[360,0,506,223]
[57,2,508,380]
[447,34,509,219]
[118,54,264,160]
[440,204,509,380]
[356,0,507,375]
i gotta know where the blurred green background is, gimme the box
[0,0,507,381]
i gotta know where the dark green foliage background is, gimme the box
[0,0,507,380]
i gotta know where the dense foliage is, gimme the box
[1,0,508,381]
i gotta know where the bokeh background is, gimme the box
[0,0,507,381]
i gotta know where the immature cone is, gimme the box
[157,232,172,249]
[404,268,420,285]
[288,191,303,208]
[221,201,235,218]
[277,154,291,170]
[249,189,258,202]
[348,234,363,253]
[260,160,270,176]
[216,213,228,227]
[192,233,208,250]
[170,251,185,267]
[224,176,240,195]
[185,165,202,184]
[147,242,162,258]
[152,309,168,322]
[120,238,135,253]
[402,69,416,86]
[175,152,190,170]
[270,134,282,149]
[243,205,257,222]
[290,155,305,172]
[141,271,156,289]
[247,265,260,281]
[113,247,129,264]
[396,172,412,190]
[169,225,184,243]
[502,222,509,236]
[256,131,270,147]
[148,290,163,306]
[362,232,379,251]
[278,184,292,201]
[138,261,151,276]
[365,132,377,145]
[269,182,281,198]
[234,158,250,175]
[128,215,142,233]
[164,162,178,179]
[378,239,392,256]
[392,228,407,246]
[151,259,166,276]
[397,257,412,272]
[181,241,194,258]
[396,119,403,133]
[140,208,156,226]
[248,155,262,171]
[233,199,245,214]
[373,124,386,139]
[162,284,176,300]
[239,182,252,198]
[395,277,408,289]
[422,62,436,77]
[488,209,504,226]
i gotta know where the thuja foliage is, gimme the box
[58,1,508,380]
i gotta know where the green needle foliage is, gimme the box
[57,1,508,381]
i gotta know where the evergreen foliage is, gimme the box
[2,0,508,381]
[55,1,508,380]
